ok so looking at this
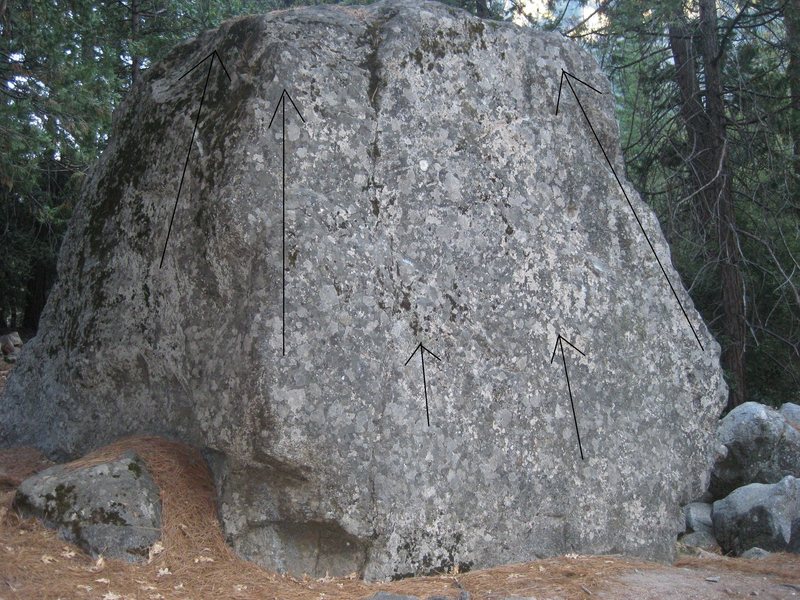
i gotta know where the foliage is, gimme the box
[568,0,799,407]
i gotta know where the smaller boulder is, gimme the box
[679,531,719,552]
[14,451,162,561]
[684,502,713,535]
[740,547,771,560]
[709,402,800,500]
[0,331,22,363]
[0,331,23,348]
[781,403,800,430]
[712,475,800,555]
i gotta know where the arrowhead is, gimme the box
[550,334,564,364]
[210,50,232,81]
[404,342,423,366]
[269,88,306,129]
[550,334,585,363]
[179,48,231,82]
[404,342,441,365]
[555,69,603,116]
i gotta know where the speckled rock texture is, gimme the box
[712,475,800,555]
[13,452,161,561]
[1,0,726,580]
[709,402,800,500]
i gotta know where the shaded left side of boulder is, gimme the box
[712,475,800,555]
[13,451,162,561]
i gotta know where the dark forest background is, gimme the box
[1,0,798,411]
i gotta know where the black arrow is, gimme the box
[160,50,231,269]
[550,334,586,460]
[404,342,442,427]
[268,89,305,356]
[556,70,704,351]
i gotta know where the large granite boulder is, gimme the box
[712,476,800,555]
[0,0,726,580]
[13,452,162,561]
[709,402,800,500]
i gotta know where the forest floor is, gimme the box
[0,371,799,600]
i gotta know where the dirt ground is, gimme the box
[0,441,798,600]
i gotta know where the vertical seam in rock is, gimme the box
[359,11,391,550]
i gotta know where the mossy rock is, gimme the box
[13,451,162,562]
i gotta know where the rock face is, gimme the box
[709,402,800,500]
[13,452,162,561]
[0,0,726,579]
[712,476,800,555]
[684,502,713,535]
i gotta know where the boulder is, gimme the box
[0,332,22,362]
[0,331,23,348]
[781,403,800,430]
[0,0,726,579]
[740,547,771,560]
[711,475,800,555]
[684,502,713,535]
[13,452,162,561]
[678,530,719,552]
[709,402,800,500]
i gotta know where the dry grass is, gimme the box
[457,555,658,599]
[0,437,462,600]
[2,436,798,599]
[675,553,800,583]
[0,446,53,491]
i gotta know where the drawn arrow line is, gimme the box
[160,50,231,269]
[269,89,305,356]
[550,334,586,460]
[556,70,704,351]
[405,342,442,427]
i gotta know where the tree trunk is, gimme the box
[130,0,141,84]
[784,0,800,181]
[670,1,747,410]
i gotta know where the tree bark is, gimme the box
[785,0,800,181]
[130,0,141,84]
[670,1,747,410]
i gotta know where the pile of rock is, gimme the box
[0,331,23,363]
[679,402,800,556]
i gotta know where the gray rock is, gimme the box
[709,402,800,500]
[712,475,800,555]
[367,594,419,600]
[740,547,771,559]
[0,332,22,360]
[0,0,727,580]
[679,530,719,551]
[13,452,161,561]
[781,403,800,430]
[684,502,713,535]
[0,331,23,348]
